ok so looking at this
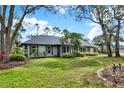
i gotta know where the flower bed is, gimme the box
[97,67,124,87]
[0,61,26,70]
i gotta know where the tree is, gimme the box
[52,26,61,35]
[93,35,105,53]
[111,6,124,57]
[43,27,51,35]
[69,5,124,57]
[69,5,118,57]
[0,5,60,63]
[60,29,84,52]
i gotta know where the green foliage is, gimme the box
[62,52,98,58]
[30,48,47,57]
[9,54,26,61]
[72,52,84,57]
[61,29,84,52]
[9,47,26,61]
[80,52,99,56]
[10,47,25,55]
[30,49,38,56]
[62,53,75,58]
[43,51,47,56]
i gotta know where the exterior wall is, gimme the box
[22,44,97,57]
[119,48,124,55]
[23,45,59,57]
[53,46,58,56]
[90,47,94,52]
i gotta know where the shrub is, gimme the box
[62,52,98,58]
[62,53,75,58]
[9,47,26,61]
[9,54,26,61]
[80,52,99,56]
[30,49,38,56]
[72,52,84,57]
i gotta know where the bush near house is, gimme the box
[80,52,99,56]
[62,52,98,58]
[72,52,84,57]
[9,47,26,61]
[62,53,75,58]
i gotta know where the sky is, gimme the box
[20,6,103,42]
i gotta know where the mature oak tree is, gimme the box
[68,5,124,57]
[0,5,60,63]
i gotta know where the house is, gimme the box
[119,45,124,55]
[21,35,97,57]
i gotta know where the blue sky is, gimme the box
[20,7,102,42]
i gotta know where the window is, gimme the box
[83,48,85,52]
[67,47,69,52]
[32,45,36,52]
[62,46,66,53]
[46,46,51,53]
[24,45,28,50]
[87,47,90,52]
[80,48,83,52]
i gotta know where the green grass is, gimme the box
[0,56,124,88]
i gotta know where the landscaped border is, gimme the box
[0,61,27,70]
[97,67,123,88]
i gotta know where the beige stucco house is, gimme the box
[21,35,97,57]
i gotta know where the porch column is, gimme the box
[27,45,30,57]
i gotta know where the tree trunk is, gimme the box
[4,32,11,62]
[0,31,5,63]
[115,20,121,57]
[0,5,7,63]
[101,25,112,57]
[107,42,112,57]
[115,37,120,57]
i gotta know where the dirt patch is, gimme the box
[0,61,26,70]
[97,68,124,87]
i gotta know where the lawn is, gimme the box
[0,56,124,88]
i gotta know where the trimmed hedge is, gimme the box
[9,54,26,61]
[72,52,84,57]
[62,52,98,58]
[62,53,75,58]
[80,52,99,56]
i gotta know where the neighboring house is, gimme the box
[21,35,97,57]
[119,45,124,55]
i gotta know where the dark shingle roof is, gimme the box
[22,35,62,45]
[22,35,94,47]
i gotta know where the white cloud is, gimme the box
[23,17,48,34]
[17,17,63,42]
[54,6,67,15]
[59,8,66,14]
[87,22,102,41]
[19,17,49,41]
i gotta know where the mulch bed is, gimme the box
[0,61,26,70]
[101,68,124,87]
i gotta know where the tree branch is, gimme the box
[11,6,28,44]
